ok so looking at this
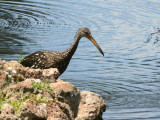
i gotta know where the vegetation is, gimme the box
[6,99,23,113]
[14,70,23,84]
[0,81,55,113]
[31,80,54,96]
[0,92,5,110]
[29,94,50,103]
[2,93,50,113]
[17,54,26,63]
[5,74,11,87]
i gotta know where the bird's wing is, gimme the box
[21,51,48,68]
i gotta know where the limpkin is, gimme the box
[21,27,104,75]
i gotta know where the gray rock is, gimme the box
[76,91,106,120]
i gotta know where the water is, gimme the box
[0,0,160,119]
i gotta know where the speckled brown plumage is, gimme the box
[21,27,104,75]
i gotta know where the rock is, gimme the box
[20,100,74,120]
[76,91,106,120]
[47,101,74,120]
[20,100,47,120]
[0,114,20,120]
[1,104,15,114]
[3,80,34,100]
[0,59,106,120]
[0,104,20,120]
[50,79,80,118]
[0,71,6,89]
[0,60,60,88]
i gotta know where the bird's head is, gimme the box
[78,27,104,56]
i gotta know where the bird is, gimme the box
[20,27,104,76]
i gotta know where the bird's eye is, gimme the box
[84,32,89,35]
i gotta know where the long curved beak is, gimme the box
[87,36,104,56]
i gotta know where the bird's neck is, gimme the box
[64,33,82,58]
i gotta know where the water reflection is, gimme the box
[0,0,160,119]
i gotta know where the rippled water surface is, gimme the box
[1,0,160,119]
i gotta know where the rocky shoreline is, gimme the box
[0,59,106,120]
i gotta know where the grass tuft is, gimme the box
[17,54,26,63]
[31,80,54,96]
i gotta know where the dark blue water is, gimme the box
[0,0,160,119]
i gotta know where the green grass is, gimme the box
[0,81,55,113]
[5,75,12,87]
[31,80,54,96]
[14,71,23,84]
[29,94,50,103]
[0,92,52,113]
[6,93,50,113]
[6,99,23,112]
[17,54,26,63]
[0,93,5,110]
